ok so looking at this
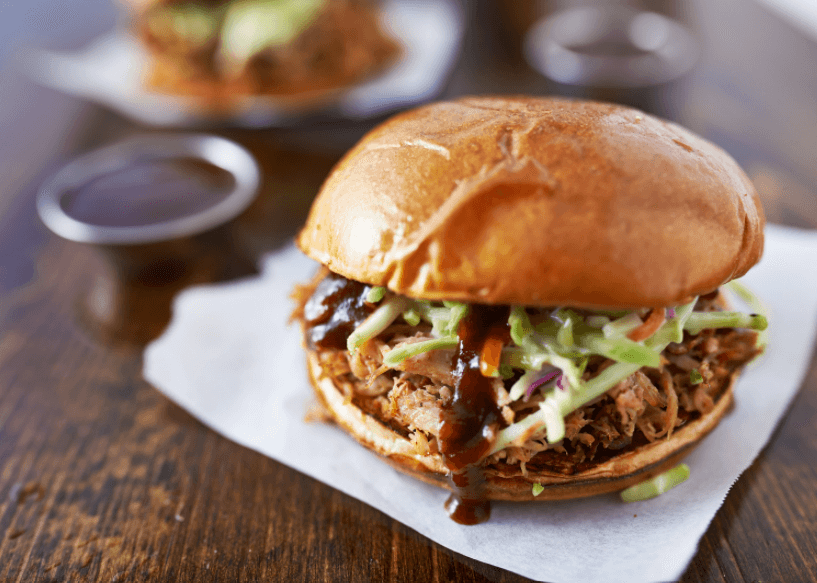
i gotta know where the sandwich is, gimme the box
[124,0,399,100]
[292,96,767,523]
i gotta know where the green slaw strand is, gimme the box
[490,299,699,450]
[366,286,386,304]
[383,336,458,368]
[341,279,767,454]
[726,279,770,349]
[684,311,767,334]
[620,463,691,502]
[346,296,408,353]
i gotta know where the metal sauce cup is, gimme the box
[37,134,261,345]
[524,5,699,116]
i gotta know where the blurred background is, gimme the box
[0,0,814,342]
[1,0,817,341]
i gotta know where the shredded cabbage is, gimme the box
[602,312,643,338]
[383,336,458,368]
[150,5,218,47]
[341,279,767,454]
[576,333,660,368]
[411,300,468,338]
[366,286,386,304]
[556,315,574,348]
[620,464,690,502]
[220,0,324,72]
[509,305,534,346]
[491,299,699,449]
[726,279,770,350]
[509,368,559,401]
[361,300,469,368]
[683,311,767,334]
[402,308,421,326]
[346,296,408,353]
[585,315,611,328]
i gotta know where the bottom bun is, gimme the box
[306,350,737,501]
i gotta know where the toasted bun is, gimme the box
[306,349,736,500]
[297,96,764,308]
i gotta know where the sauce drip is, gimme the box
[304,275,509,524]
[444,466,490,525]
[60,157,235,228]
[303,273,374,350]
[440,305,508,525]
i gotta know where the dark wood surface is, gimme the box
[2,1,817,581]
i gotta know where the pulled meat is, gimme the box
[138,0,399,97]
[299,287,761,475]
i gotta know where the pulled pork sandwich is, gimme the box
[124,0,399,99]
[292,96,767,524]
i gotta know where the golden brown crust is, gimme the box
[306,349,737,500]
[297,96,765,309]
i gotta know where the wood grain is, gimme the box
[2,1,817,581]
[0,238,530,583]
[2,141,817,583]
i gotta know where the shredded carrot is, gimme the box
[627,308,667,342]
[479,328,505,377]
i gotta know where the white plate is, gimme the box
[754,0,817,42]
[24,0,463,127]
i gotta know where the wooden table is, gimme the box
[1,1,816,581]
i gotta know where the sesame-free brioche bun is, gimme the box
[297,96,764,309]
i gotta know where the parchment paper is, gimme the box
[143,224,817,583]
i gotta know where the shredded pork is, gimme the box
[140,0,398,95]
[305,294,761,474]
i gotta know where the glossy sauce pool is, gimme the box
[303,273,375,351]
[36,134,261,344]
[59,157,236,228]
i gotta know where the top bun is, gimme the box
[297,96,764,308]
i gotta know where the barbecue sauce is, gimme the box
[440,306,508,525]
[303,274,509,524]
[60,158,235,228]
[303,273,374,350]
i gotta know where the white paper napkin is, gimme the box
[143,224,817,583]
